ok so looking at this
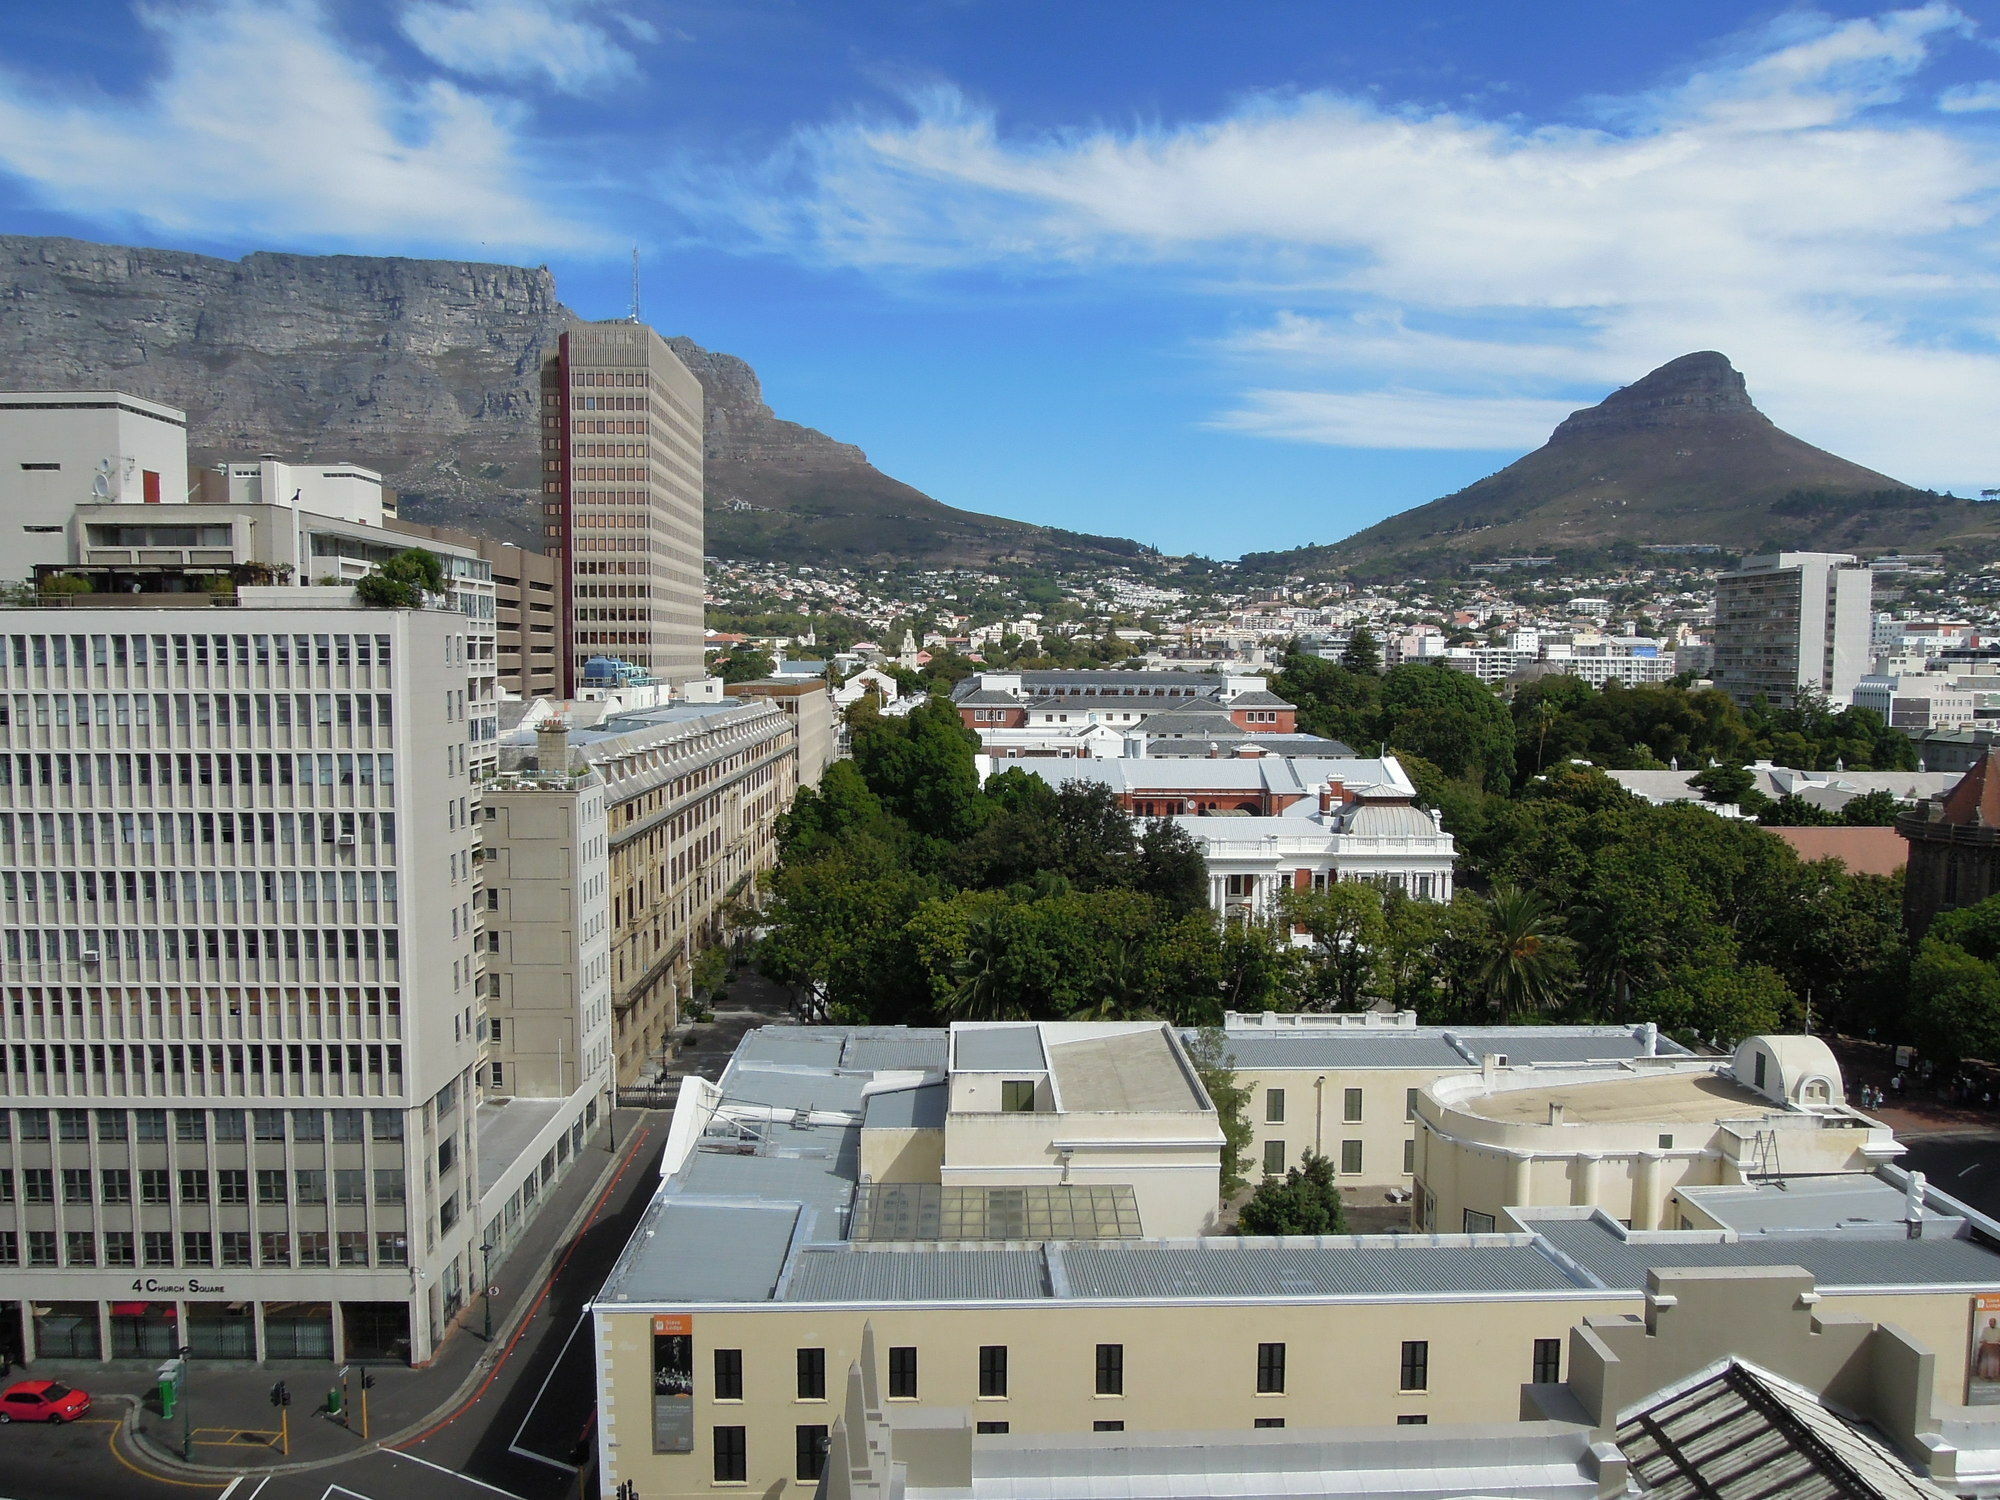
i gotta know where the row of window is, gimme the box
[2,633,395,671]
[0,1226,407,1268]
[0,694,396,732]
[1263,1138,1390,1176]
[721,1336,1560,1407]
[5,868,399,907]
[3,1106,404,1143]
[1262,1086,1420,1125]
[0,1164,405,1206]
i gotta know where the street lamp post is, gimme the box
[176,1344,192,1462]
[481,1240,495,1341]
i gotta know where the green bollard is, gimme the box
[158,1379,177,1420]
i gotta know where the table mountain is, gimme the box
[0,234,1147,569]
[1257,351,1997,574]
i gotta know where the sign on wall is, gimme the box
[652,1314,694,1452]
[1969,1295,2000,1406]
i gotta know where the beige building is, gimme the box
[1413,1034,1899,1235]
[587,1020,2000,1500]
[542,321,706,694]
[508,695,800,1085]
[728,679,836,789]
[1214,1010,1685,1199]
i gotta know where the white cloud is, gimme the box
[1940,80,2000,111]
[0,0,594,254]
[399,0,645,94]
[689,6,2000,486]
[1213,389,1587,450]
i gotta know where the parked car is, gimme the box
[0,1381,91,1423]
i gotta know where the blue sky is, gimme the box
[2,2,1999,557]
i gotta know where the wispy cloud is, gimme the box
[0,0,596,254]
[399,0,651,95]
[1939,80,2000,111]
[682,5,2000,481]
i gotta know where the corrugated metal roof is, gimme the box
[841,1031,949,1071]
[603,1201,801,1303]
[782,1246,1052,1302]
[734,1028,849,1068]
[721,1064,873,1115]
[954,1025,1047,1072]
[1213,1034,1475,1070]
[1058,1238,1587,1300]
[1532,1214,2000,1290]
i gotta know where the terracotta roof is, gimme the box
[1767,826,1908,877]
[1936,751,2000,826]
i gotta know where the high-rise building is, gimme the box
[1711,552,1872,710]
[540,322,705,694]
[0,594,487,1365]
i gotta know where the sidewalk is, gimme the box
[23,1108,648,1474]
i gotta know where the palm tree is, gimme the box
[1476,883,1572,1021]
[944,919,1018,1022]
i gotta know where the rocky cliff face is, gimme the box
[0,234,1147,567]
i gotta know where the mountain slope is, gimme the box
[0,234,1148,569]
[1264,352,1997,573]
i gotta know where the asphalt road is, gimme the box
[1902,1134,2000,1222]
[0,1117,672,1500]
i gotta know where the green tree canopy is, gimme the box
[1237,1151,1348,1236]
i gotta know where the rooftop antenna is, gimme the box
[629,244,642,325]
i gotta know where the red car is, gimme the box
[0,1381,91,1423]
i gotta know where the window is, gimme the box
[1397,1414,1429,1425]
[1658,1134,1675,1150]
[96,1109,128,1142]
[292,1110,325,1142]
[795,1425,829,1481]
[214,1111,246,1142]
[1257,1343,1286,1394]
[338,1231,369,1266]
[1265,1089,1285,1124]
[260,1231,292,1267]
[298,1231,330,1267]
[1340,1139,1363,1175]
[257,1169,287,1205]
[1094,1420,1125,1432]
[371,1109,404,1142]
[66,1231,96,1266]
[175,1110,207,1143]
[332,1110,365,1143]
[143,1230,174,1266]
[374,1167,406,1204]
[22,1168,52,1204]
[218,1169,249,1205]
[979,1345,1008,1398]
[975,1422,1009,1435]
[140,1168,171,1205]
[1406,1087,1419,1120]
[1262,1140,1286,1176]
[1463,1209,1495,1234]
[182,1232,213,1266]
[28,1231,57,1266]
[713,1426,747,1483]
[797,1347,826,1400]
[1404,1137,1416,1175]
[1343,1087,1363,1122]
[1096,1344,1128,1408]
[254,1109,286,1142]
[888,1346,918,1400]
[135,1110,167,1142]
[1000,1080,1035,1113]
[220,1232,252,1267]
[104,1231,135,1267]
[58,1108,89,1141]
[178,1169,211,1204]
[1399,1341,1429,1392]
[1532,1338,1562,1384]
[61,1168,92,1204]
[714,1349,743,1402]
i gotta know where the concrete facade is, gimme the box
[1712,552,1873,710]
[543,322,706,694]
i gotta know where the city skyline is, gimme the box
[1,3,1997,556]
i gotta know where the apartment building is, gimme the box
[0,594,488,1367]
[541,322,706,693]
[952,670,1298,758]
[588,1019,2000,1500]
[725,679,836,789]
[511,695,799,1085]
[0,392,188,572]
[1712,552,1872,709]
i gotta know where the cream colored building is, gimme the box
[1413,1035,1898,1235]
[587,1020,2000,1500]
[1212,1010,1686,1200]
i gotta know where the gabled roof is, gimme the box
[1935,751,2000,827]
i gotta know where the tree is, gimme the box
[1840,789,1903,826]
[1757,794,1838,827]
[1279,882,1386,1009]
[1339,626,1381,675]
[355,548,445,608]
[1134,818,1209,916]
[717,646,776,684]
[1236,1151,1348,1236]
[1377,663,1517,791]
[1689,762,1762,810]
[1473,883,1572,1020]
[1186,1028,1254,1199]
[1646,963,1792,1048]
[1906,941,2000,1068]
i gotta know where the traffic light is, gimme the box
[270,1381,291,1408]
[361,1371,376,1390]
[617,1483,639,1500]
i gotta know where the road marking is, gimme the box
[504,1311,587,1471]
[1961,1163,1985,1178]
[386,1449,530,1499]
[393,1119,659,1453]
[103,1412,231,1491]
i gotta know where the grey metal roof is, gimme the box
[954,1024,1047,1072]
[605,1201,801,1303]
[1486,1033,1691,1064]
[841,1030,949,1071]
[782,1246,1052,1302]
[862,1084,947,1130]
[735,1027,849,1068]
[1529,1213,2000,1290]
[1211,1033,1478,1071]
[721,1064,873,1115]
[1676,1177,1951,1235]
[1058,1238,1587,1299]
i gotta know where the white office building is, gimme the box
[0,595,491,1366]
[1711,553,1872,710]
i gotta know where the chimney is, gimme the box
[1639,1021,1659,1057]
[1907,1171,1927,1238]
[1318,788,1334,814]
[1548,1101,1566,1126]
[536,719,571,776]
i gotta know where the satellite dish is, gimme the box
[91,457,112,499]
